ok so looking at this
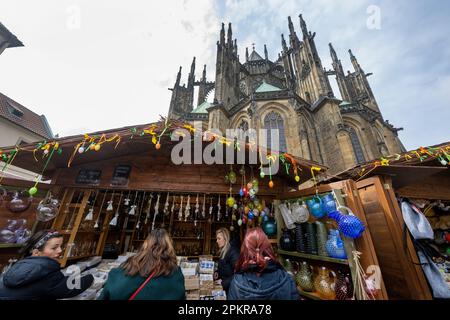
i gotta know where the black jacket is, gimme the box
[217,245,240,293]
[227,261,299,300]
[0,256,94,300]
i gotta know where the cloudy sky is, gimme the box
[0,0,448,150]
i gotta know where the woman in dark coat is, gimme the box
[228,227,299,300]
[215,227,240,295]
[0,230,94,300]
[98,228,185,300]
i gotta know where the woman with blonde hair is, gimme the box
[98,228,185,300]
[214,227,239,295]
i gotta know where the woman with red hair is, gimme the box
[227,227,299,300]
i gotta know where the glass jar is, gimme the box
[296,261,315,292]
[314,267,336,299]
[325,229,347,259]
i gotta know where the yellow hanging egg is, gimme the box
[258,204,263,212]
[94,144,101,151]
[295,175,300,182]
[227,197,235,208]
[244,206,250,214]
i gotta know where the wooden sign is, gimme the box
[75,169,102,185]
[111,165,132,186]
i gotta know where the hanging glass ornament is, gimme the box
[306,196,326,218]
[248,211,254,220]
[228,171,237,184]
[295,175,300,183]
[269,180,274,188]
[237,219,243,226]
[328,206,365,239]
[247,182,253,190]
[252,179,259,187]
[260,171,265,178]
[36,194,60,222]
[233,203,238,210]
[239,188,244,197]
[78,146,85,154]
[7,191,32,213]
[226,197,235,208]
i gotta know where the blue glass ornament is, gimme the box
[262,218,277,236]
[306,196,326,218]
[239,188,244,197]
[325,229,347,259]
[321,193,337,214]
[248,211,254,220]
[328,208,365,239]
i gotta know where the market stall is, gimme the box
[0,119,331,300]
[331,142,450,299]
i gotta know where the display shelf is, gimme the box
[172,237,204,240]
[0,243,23,249]
[66,254,93,261]
[268,239,277,244]
[297,288,323,300]
[278,249,349,265]
[173,220,206,223]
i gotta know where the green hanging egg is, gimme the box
[29,187,38,196]
[229,171,237,184]
[260,171,265,178]
[252,179,259,187]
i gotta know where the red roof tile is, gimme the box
[0,92,53,139]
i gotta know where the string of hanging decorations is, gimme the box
[0,117,325,195]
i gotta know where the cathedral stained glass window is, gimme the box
[264,111,287,152]
[349,127,366,164]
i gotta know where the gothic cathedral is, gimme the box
[167,14,406,174]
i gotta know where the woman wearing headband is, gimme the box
[0,229,94,300]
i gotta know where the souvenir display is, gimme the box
[295,261,315,292]
[326,229,347,259]
[36,192,60,222]
[306,196,326,218]
[279,228,295,251]
[0,219,30,244]
[152,194,161,231]
[6,191,33,213]
[314,267,336,299]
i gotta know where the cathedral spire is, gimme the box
[202,64,206,81]
[299,14,308,36]
[288,16,295,36]
[281,34,288,52]
[227,23,233,48]
[245,47,249,62]
[220,23,225,46]
[175,66,182,86]
[264,44,268,60]
[234,39,238,55]
[329,43,338,62]
[190,56,196,77]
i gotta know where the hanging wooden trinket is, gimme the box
[106,191,115,211]
[152,194,161,231]
[135,192,147,231]
[128,191,138,215]
[194,194,199,226]
[217,194,222,222]
[201,194,206,219]
[84,190,99,221]
[109,192,123,226]
[144,194,153,225]
[208,197,213,223]
[178,195,184,221]
[185,195,191,222]
[94,191,108,229]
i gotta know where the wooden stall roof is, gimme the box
[0,119,327,183]
[322,141,450,184]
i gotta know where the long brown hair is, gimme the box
[235,227,277,274]
[122,228,177,278]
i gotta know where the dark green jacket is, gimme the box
[98,266,185,300]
